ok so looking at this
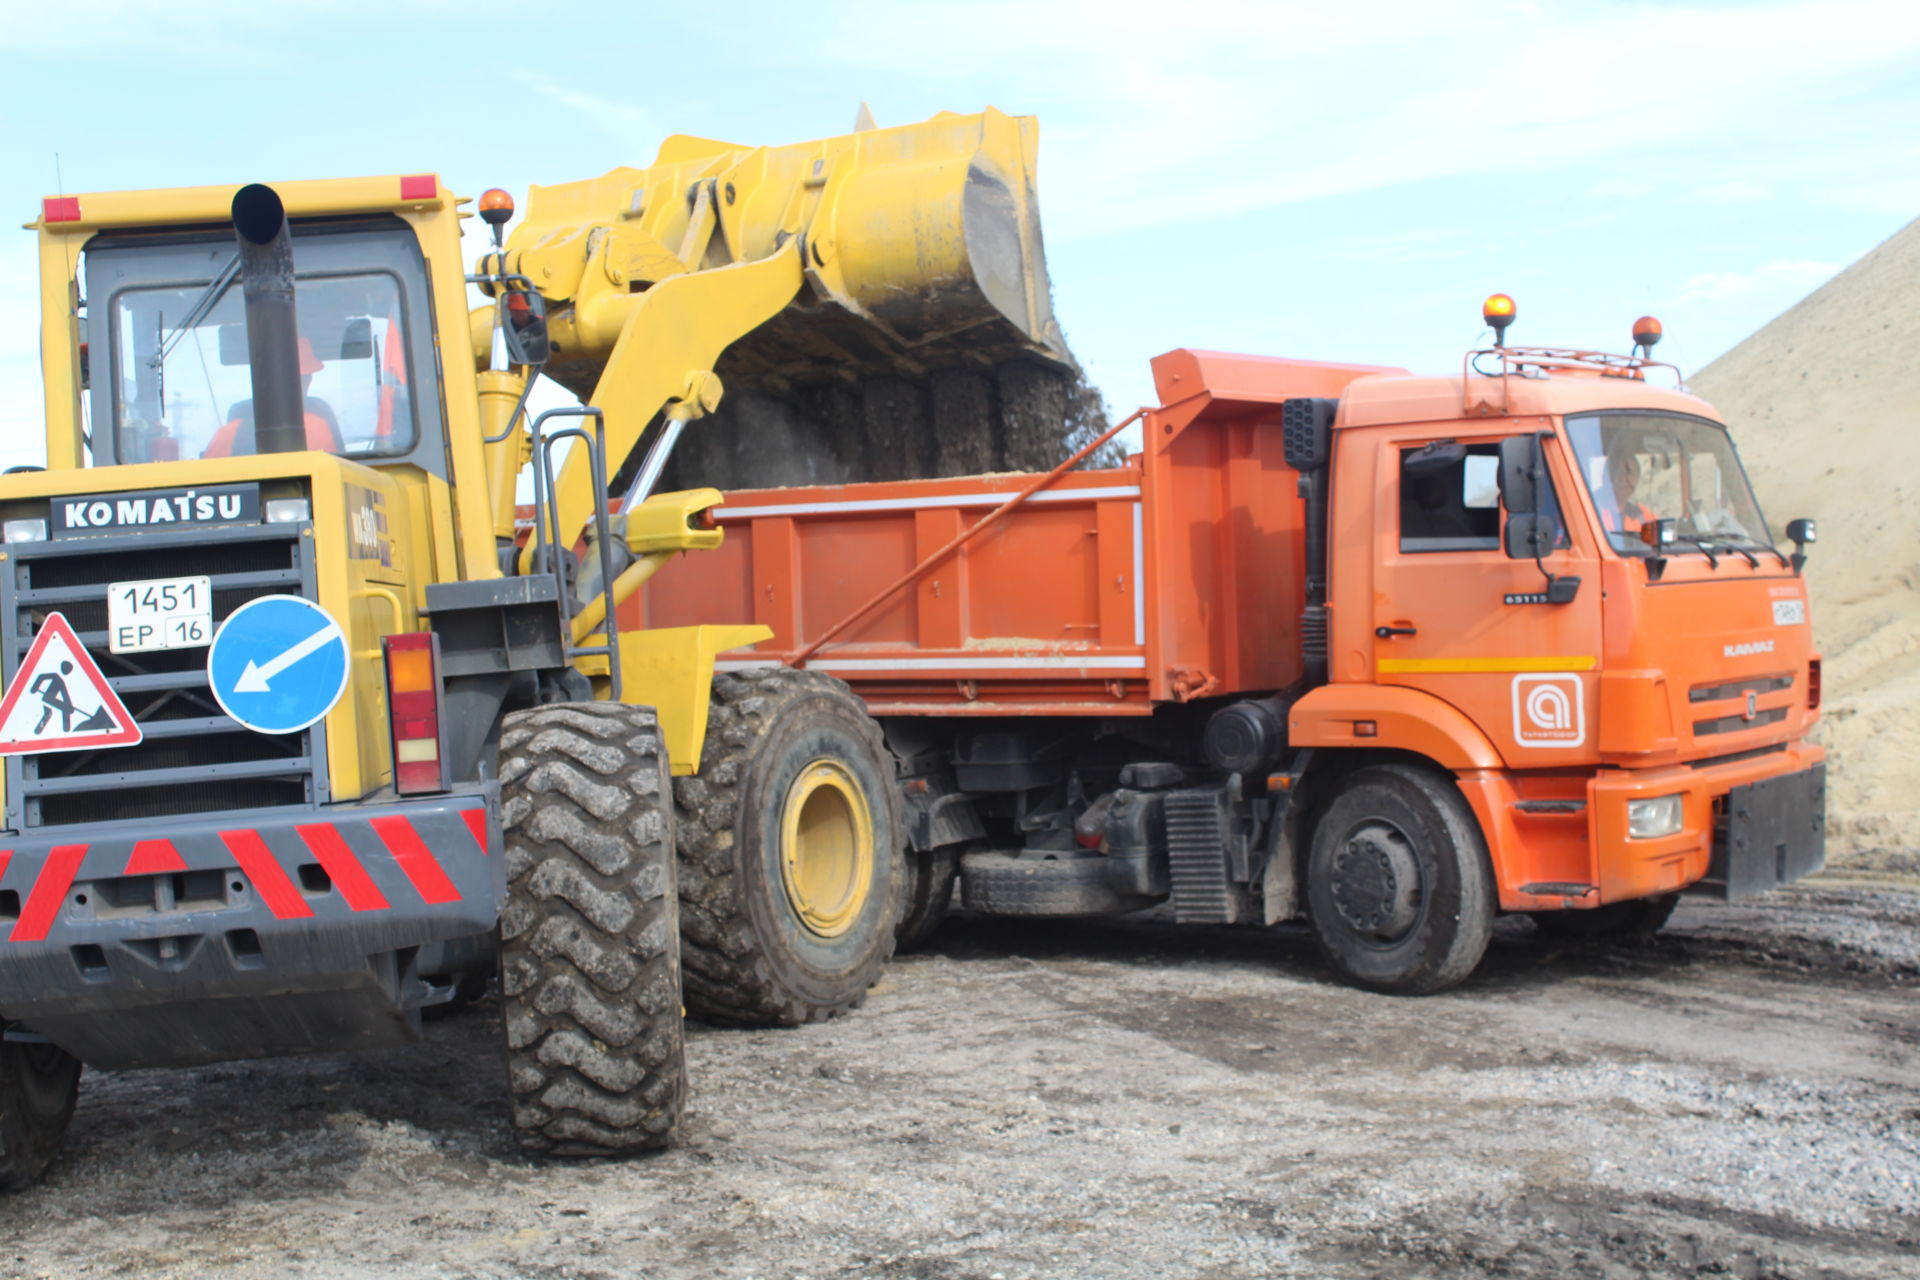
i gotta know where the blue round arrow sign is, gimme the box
[208,594,350,734]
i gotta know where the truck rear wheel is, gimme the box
[1305,764,1495,995]
[1531,894,1680,940]
[0,1037,80,1192]
[675,669,902,1026]
[498,703,687,1155]
[896,846,959,951]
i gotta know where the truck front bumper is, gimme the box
[1584,745,1826,905]
[0,792,500,1069]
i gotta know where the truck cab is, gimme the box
[1304,351,1824,920]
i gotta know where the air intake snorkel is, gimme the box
[231,183,306,455]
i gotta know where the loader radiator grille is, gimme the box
[0,522,323,828]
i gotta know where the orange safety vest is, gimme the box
[203,411,340,459]
[375,315,408,440]
[1600,501,1657,534]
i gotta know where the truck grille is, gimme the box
[0,522,326,828]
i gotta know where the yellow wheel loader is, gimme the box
[0,108,1064,1185]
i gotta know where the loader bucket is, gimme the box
[509,107,1067,396]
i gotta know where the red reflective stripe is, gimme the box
[125,839,187,876]
[399,174,437,200]
[0,850,11,889]
[460,809,489,855]
[295,823,389,913]
[12,844,88,943]
[369,815,459,905]
[219,829,314,920]
[42,196,81,223]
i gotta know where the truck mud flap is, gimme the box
[1699,764,1826,900]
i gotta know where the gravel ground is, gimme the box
[3,874,1917,1280]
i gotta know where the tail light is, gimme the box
[1807,657,1821,710]
[384,632,448,794]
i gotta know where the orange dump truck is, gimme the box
[639,322,1826,993]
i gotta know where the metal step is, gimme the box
[1165,789,1241,925]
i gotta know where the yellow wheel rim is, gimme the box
[778,759,875,938]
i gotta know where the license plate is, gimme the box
[108,576,213,653]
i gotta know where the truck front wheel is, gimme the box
[0,1036,80,1192]
[675,669,903,1026]
[497,703,688,1155]
[1305,764,1495,995]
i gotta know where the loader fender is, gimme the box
[613,624,773,775]
[1286,684,1506,773]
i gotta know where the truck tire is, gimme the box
[1305,764,1495,995]
[1531,893,1680,940]
[0,1038,80,1192]
[896,846,959,951]
[959,849,1152,917]
[497,703,687,1155]
[674,669,902,1026]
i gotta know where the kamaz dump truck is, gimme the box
[638,303,1828,994]
[0,109,1064,1188]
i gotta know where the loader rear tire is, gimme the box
[0,1036,80,1192]
[896,846,959,950]
[1306,764,1495,995]
[674,669,902,1026]
[497,703,687,1156]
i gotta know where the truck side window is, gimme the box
[1400,443,1567,553]
[1399,445,1501,552]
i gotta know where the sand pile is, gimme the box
[1690,217,1920,861]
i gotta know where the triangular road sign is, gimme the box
[0,612,142,755]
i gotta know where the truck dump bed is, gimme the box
[637,350,1398,715]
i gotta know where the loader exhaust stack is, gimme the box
[231,183,306,455]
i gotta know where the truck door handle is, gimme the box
[1375,626,1418,638]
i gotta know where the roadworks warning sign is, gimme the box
[0,612,142,755]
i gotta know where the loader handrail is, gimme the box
[784,408,1147,667]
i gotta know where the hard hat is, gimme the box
[297,336,324,375]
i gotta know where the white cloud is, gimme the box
[1585,178,1657,199]
[796,0,1920,240]
[1690,180,1774,202]
[1668,259,1840,305]
[508,72,654,147]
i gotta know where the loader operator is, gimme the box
[203,336,344,457]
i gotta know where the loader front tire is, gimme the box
[1306,764,1495,995]
[497,703,687,1156]
[675,669,903,1026]
[0,1036,79,1192]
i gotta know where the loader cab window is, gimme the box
[85,218,442,473]
[1399,441,1566,553]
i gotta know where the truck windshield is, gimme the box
[1565,412,1772,554]
[111,273,415,464]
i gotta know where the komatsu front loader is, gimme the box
[0,108,1064,1187]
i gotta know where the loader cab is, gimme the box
[80,216,447,475]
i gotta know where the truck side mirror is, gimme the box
[1786,517,1816,574]
[338,317,374,361]
[1504,512,1550,560]
[1499,433,1542,514]
[500,290,551,367]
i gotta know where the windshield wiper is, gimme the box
[146,254,242,372]
[1670,534,1721,568]
[1714,533,1790,570]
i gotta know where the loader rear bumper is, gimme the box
[0,792,501,1069]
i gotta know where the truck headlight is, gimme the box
[2,518,48,543]
[1627,794,1684,839]
[264,498,311,524]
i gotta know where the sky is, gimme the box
[1,0,1915,471]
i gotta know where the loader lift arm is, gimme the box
[475,107,1066,580]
